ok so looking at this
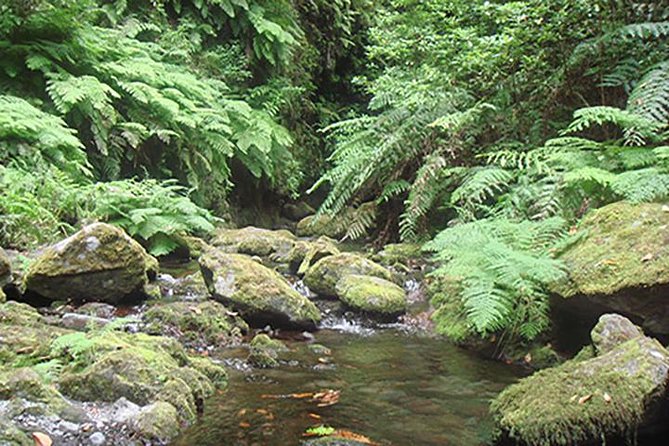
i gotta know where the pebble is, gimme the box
[89,431,106,445]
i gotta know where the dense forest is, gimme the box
[2,1,669,445]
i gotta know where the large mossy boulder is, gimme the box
[132,401,181,442]
[553,202,669,335]
[304,253,395,297]
[335,275,406,317]
[491,314,669,446]
[143,300,248,347]
[199,250,321,329]
[211,226,296,257]
[281,237,341,276]
[24,223,158,304]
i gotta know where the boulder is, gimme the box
[199,250,321,330]
[247,334,289,368]
[143,301,248,347]
[372,243,423,268]
[24,223,158,304]
[335,275,406,317]
[296,215,344,239]
[281,237,340,275]
[211,226,296,257]
[59,313,110,331]
[553,202,669,335]
[304,253,395,297]
[132,402,180,442]
[282,201,316,221]
[491,314,669,446]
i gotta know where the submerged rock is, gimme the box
[143,300,248,347]
[304,253,395,297]
[248,334,289,368]
[335,275,406,318]
[211,226,296,257]
[24,223,158,304]
[553,202,669,335]
[199,250,321,330]
[491,314,669,445]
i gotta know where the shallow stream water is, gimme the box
[172,327,523,446]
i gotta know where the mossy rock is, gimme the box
[282,237,341,276]
[491,314,669,446]
[133,401,181,442]
[188,356,228,388]
[0,247,10,285]
[554,202,669,334]
[0,301,71,366]
[199,250,321,330]
[282,201,316,221]
[25,223,158,304]
[335,274,406,317]
[143,301,248,347]
[211,226,296,257]
[296,215,344,238]
[0,419,31,446]
[0,367,67,408]
[248,334,289,368]
[304,253,395,297]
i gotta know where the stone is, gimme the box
[24,223,158,304]
[304,253,395,297]
[282,201,316,221]
[0,247,10,285]
[591,313,644,355]
[199,250,321,330]
[553,202,669,335]
[60,313,110,331]
[75,303,116,319]
[335,274,406,317]
[248,334,288,368]
[296,215,343,239]
[282,237,340,276]
[88,432,106,446]
[372,243,423,268]
[211,226,296,257]
[491,314,669,446]
[132,402,180,442]
[0,418,31,446]
[143,300,248,347]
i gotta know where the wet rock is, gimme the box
[302,436,373,446]
[591,313,643,355]
[75,303,116,319]
[491,314,669,446]
[60,313,110,331]
[553,202,669,335]
[282,237,340,276]
[199,250,321,330]
[335,274,406,318]
[88,431,106,445]
[144,300,248,347]
[132,402,180,442]
[308,344,331,356]
[155,272,209,301]
[282,201,316,221]
[188,357,228,388]
[211,226,296,257]
[304,253,395,297]
[248,334,288,368]
[24,223,158,304]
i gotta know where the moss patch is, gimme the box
[248,334,288,368]
[211,226,296,257]
[335,274,406,317]
[0,247,10,285]
[199,250,321,329]
[282,237,341,276]
[304,253,394,297]
[133,401,181,441]
[372,243,423,268]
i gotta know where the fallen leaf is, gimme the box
[189,306,202,315]
[290,392,315,399]
[32,433,52,446]
[333,430,380,446]
[524,353,532,363]
[603,393,612,403]
[578,394,592,405]
[236,408,247,417]
[308,413,322,420]
[641,253,654,262]
[239,421,251,428]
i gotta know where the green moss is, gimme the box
[0,247,10,284]
[211,226,296,256]
[248,334,288,368]
[296,215,343,238]
[555,202,669,297]
[199,250,321,328]
[133,401,181,441]
[24,223,157,303]
[155,378,196,423]
[372,243,422,267]
[282,237,340,276]
[144,301,248,346]
[0,419,31,446]
[188,356,228,388]
[335,274,406,316]
[491,336,669,445]
[304,253,395,296]
[0,367,68,411]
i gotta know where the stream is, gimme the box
[171,325,523,446]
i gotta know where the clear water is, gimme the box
[172,328,523,446]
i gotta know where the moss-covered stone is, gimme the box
[591,313,643,355]
[304,253,395,297]
[188,356,228,388]
[0,419,31,446]
[154,378,196,423]
[335,274,406,317]
[491,314,669,446]
[554,202,669,334]
[199,250,321,329]
[144,301,248,347]
[282,201,316,221]
[0,247,10,285]
[25,223,158,304]
[0,367,67,408]
[248,333,288,368]
[133,401,181,442]
[296,215,343,238]
[211,226,296,257]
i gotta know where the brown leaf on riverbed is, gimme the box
[32,433,52,446]
[239,421,251,428]
[333,430,380,446]
[236,408,247,417]
[313,389,340,407]
[578,394,592,404]
[308,413,322,420]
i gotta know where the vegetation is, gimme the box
[2,0,669,348]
